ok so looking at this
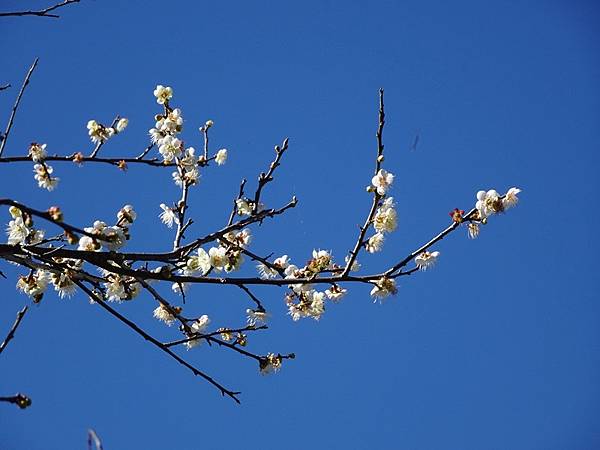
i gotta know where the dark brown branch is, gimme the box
[164,325,267,348]
[343,88,385,276]
[237,284,264,309]
[227,178,247,226]
[74,280,241,403]
[385,208,477,277]
[0,198,112,242]
[0,306,28,355]
[0,0,80,18]
[0,58,39,157]
[253,138,289,212]
[0,154,173,167]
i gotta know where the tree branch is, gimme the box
[0,58,39,157]
[0,0,81,19]
[0,306,28,355]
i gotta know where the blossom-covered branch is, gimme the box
[1,83,521,402]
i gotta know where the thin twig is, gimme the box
[343,88,385,276]
[0,306,28,355]
[74,280,242,403]
[87,429,103,450]
[0,84,10,91]
[0,58,39,157]
[0,0,80,18]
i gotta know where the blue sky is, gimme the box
[0,1,599,449]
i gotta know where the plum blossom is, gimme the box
[28,143,47,162]
[186,315,211,349]
[247,309,269,326]
[371,169,394,195]
[502,187,521,209]
[159,204,179,228]
[215,148,228,165]
[153,85,173,104]
[370,277,397,301]
[33,164,59,191]
[260,353,283,375]
[415,251,440,271]
[186,248,211,275]
[373,197,397,233]
[365,232,385,253]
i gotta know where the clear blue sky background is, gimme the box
[0,1,599,449]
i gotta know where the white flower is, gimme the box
[274,255,290,269]
[156,108,183,134]
[6,217,29,245]
[28,143,47,162]
[153,85,173,104]
[503,187,521,209]
[187,315,211,349]
[371,169,394,195]
[149,127,163,144]
[52,272,77,299]
[158,135,182,162]
[153,304,176,326]
[309,291,325,320]
[159,204,179,228]
[209,246,228,270]
[186,248,211,275]
[117,204,136,225]
[374,197,398,233]
[257,254,290,278]
[257,263,278,279]
[415,251,440,271]
[204,119,214,129]
[260,353,283,375]
[370,277,397,301]
[101,226,126,251]
[308,249,332,273]
[215,148,228,165]
[33,164,59,191]
[16,270,49,299]
[115,118,128,133]
[236,199,252,216]
[365,232,385,253]
[476,189,502,218]
[325,284,347,301]
[246,309,269,326]
[78,235,98,251]
[87,120,114,144]
[467,223,480,239]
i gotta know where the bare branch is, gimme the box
[0,58,39,157]
[74,280,242,403]
[0,0,81,19]
[0,306,28,355]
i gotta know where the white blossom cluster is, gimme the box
[6,206,44,246]
[148,85,228,189]
[87,117,128,144]
[77,205,136,253]
[469,187,521,239]
[15,258,81,302]
[28,143,59,191]
[366,196,398,254]
[260,352,283,374]
[283,249,347,321]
